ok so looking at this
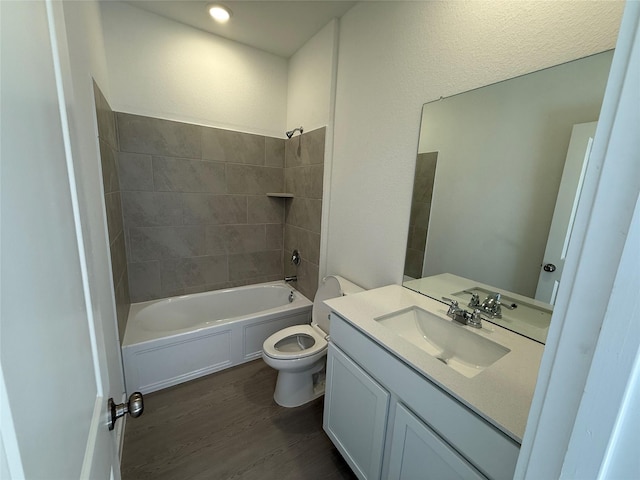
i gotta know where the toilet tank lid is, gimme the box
[312,275,365,332]
[330,275,365,296]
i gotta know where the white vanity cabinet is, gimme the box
[324,344,389,479]
[324,313,521,480]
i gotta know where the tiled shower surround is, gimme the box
[284,128,325,300]
[114,113,325,303]
[404,152,437,279]
[94,83,130,341]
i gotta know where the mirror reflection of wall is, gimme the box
[404,50,613,303]
[404,152,437,280]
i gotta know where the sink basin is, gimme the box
[375,306,510,378]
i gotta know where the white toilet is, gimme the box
[262,275,364,407]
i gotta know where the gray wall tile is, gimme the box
[266,224,283,250]
[100,140,119,194]
[405,153,436,279]
[153,156,226,193]
[122,191,182,227]
[94,83,130,339]
[404,249,423,280]
[247,196,284,224]
[128,226,206,262]
[182,194,247,225]
[118,152,154,191]
[284,254,318,302]
[114,272,130,342]
[110,231,128,288]
[410,226,427,251]
[284,164,324,199]
[284,168,296,196]
[227,165,283,194]
[285,127,325,167]
[285,198,322,233]
[206,225,266,255]
[93,81,118,150]
[229,251,283,282]
[128,261,161,302]
[410,201,431,229]
[202,127,265,165]
[413,152,438,203]
[282,127,325,297]
[117,113,202,158]
[265,137,285,167]
[284,252,297,279]
[183,281,234,295]
[107,111,300,302]
[160,255,228,294]
[104,192,124,244]
[284,225,320,265]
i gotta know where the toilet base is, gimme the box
[273,361,325,408]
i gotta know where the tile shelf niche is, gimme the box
[266,193,294,198]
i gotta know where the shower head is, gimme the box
[285,126,304,139]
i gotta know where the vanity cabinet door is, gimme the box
[388,404,486,480]
[324,344,389,480]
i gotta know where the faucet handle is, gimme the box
[441,297,457,306]
[442,297,460,316]
[467,292,480,308]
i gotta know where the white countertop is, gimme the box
[325,284,545,443]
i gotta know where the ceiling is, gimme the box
[125,1,357,58]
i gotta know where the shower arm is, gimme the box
[285,126,304,139]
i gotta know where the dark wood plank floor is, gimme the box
[121,360,357,480]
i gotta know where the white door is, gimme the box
[535,122,597,304]
[1,1,120,478]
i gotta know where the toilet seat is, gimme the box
[262,324,327,360]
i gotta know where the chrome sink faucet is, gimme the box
[464,290,518,318]
[480,292,502,319]
[442,298,483,329]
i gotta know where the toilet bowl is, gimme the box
[262,275,364,407]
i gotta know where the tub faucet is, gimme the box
[284,276,297,283]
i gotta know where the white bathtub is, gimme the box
[122,281,312,394]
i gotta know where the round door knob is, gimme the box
[108,392,144,430]
[128,392,144,418]
[543,263,557,272]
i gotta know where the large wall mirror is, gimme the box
[403,50,614,344]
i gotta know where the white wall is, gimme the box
[419,51,612,297]
[100,2,288,137]
[286,19,337,132]
[326,1,624,290]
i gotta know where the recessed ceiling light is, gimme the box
[208,4,232,23]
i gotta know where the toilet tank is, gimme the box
[313,275,365,334]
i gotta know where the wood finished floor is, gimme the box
[121,360,357,480]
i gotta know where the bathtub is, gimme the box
[121,281,312,394]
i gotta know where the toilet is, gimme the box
[262,275,364,407]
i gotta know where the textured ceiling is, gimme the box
[124,1,356,58]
